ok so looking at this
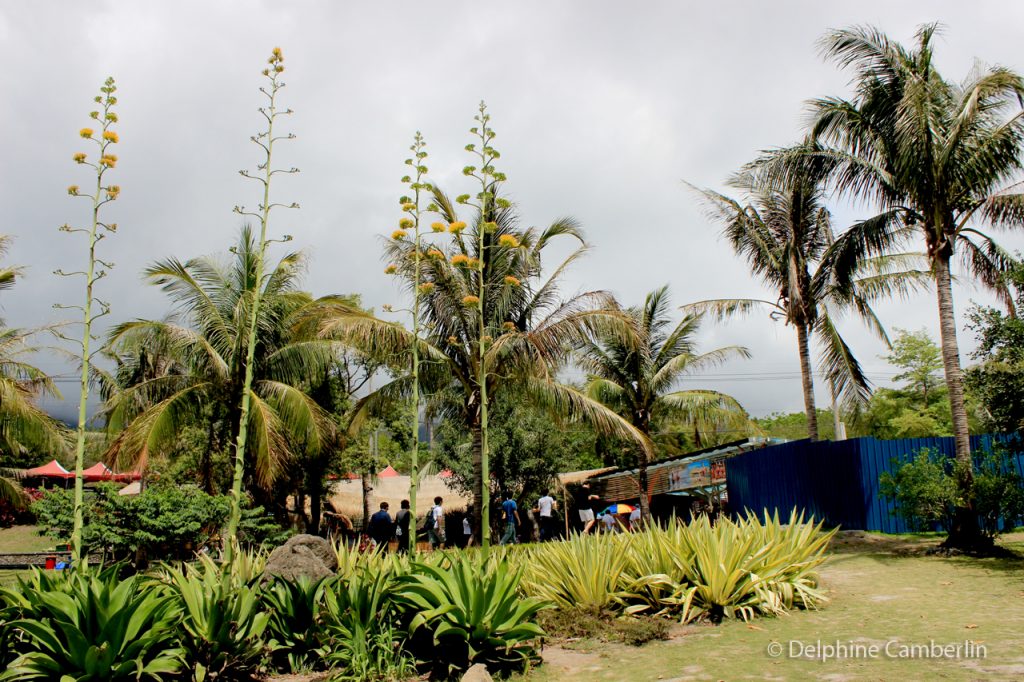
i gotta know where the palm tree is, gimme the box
[102,227,337,506]
[0,236,68,506]
[759,25,1024,546]
[580,286,752,517]
[692,147,925,440]
[310,189,650,543]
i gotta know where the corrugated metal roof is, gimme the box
[586,439,765,502]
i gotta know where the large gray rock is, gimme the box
[264,534,337,582]
[461,664,493,682]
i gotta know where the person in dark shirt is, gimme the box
[394,499,411,553]
[367,502,394,552]
[574,483,600,534]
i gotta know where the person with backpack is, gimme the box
[424,496,445,549]
[394,499,412,553]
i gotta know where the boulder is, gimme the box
[461,664,493,682]
[264,534,337,582]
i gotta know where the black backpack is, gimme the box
[422,506,436,531]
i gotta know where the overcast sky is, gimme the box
[2,1,1023,423]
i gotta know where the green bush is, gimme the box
[161,555,270,681]
[396,555,549,676]
[31,483,285,565]
[879,450,957,531]
[322,566,414,682]
[880,445,1024,539]
[0,567,184,681]
[263,575,330,672]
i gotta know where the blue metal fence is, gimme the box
[725,434,1024,533]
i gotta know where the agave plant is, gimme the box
[322,564,413,681]
[263,575,330,673]
[161,554,270,681]
[521,532,628,614]
[395,554,549,674]
[0,568,184,681]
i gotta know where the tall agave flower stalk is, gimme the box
[226,48,299,551]
[392,132,432,551]
[457,102,510,551]
[57,77,121,568]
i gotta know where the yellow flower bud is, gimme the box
[498,234,519,248]
[102,130,119,143]
[462,295,480,305]
[427,249,444,259]
[72,152,87,163]
[384,264,398,274]
[448,221,467,233]
[431,222,446,233]
[79,128,94,139]
[67,185,79,195]
[399,218,414,229]
[402,202,416,211]
[391,229,408,240]
[451,254,470,266]
[99,154,117,168]
[504,275,521,287]
[502,321,516,331]
[417,282,435,294]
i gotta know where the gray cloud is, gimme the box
[2,0,1023,421]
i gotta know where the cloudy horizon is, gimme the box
[2,1,1023,425]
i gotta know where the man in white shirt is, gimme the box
[536,490,555,541]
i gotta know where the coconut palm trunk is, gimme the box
[796,323,819,441]
[933,251,971,462]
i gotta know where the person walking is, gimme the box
[536,490,555,541]
[574,483,600,534]
[462,506,475,547]
[367,502,394,552]
[394,499,412,553]
[500,492,520,546]
[426,496,445,550]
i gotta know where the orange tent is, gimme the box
[377,465,399,477]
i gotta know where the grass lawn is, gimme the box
[0,524,60,586]
[0,524,54,554]
[525,531,1024,682]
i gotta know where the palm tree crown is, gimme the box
[103,227,337,497]
[581,285,751,514]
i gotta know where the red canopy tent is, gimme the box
[23,460,72,479]
[377,465,399,478]
[82,462,114,482]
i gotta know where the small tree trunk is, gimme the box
[308,474,323,536]
[796,323,819,441]
[637,447,650,520]
[361,472,372,534]
[934,252,983,548]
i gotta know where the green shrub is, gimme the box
[522,510,833,624]
[161,555,270,681]
[397,554,549,676]
[879,449,957,531]
[521,533,628,613]
[880,445,1024,539]
[0,567,184,681]
[322,565,414,682]
[263,575,330,673]
[31,483,284,566]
